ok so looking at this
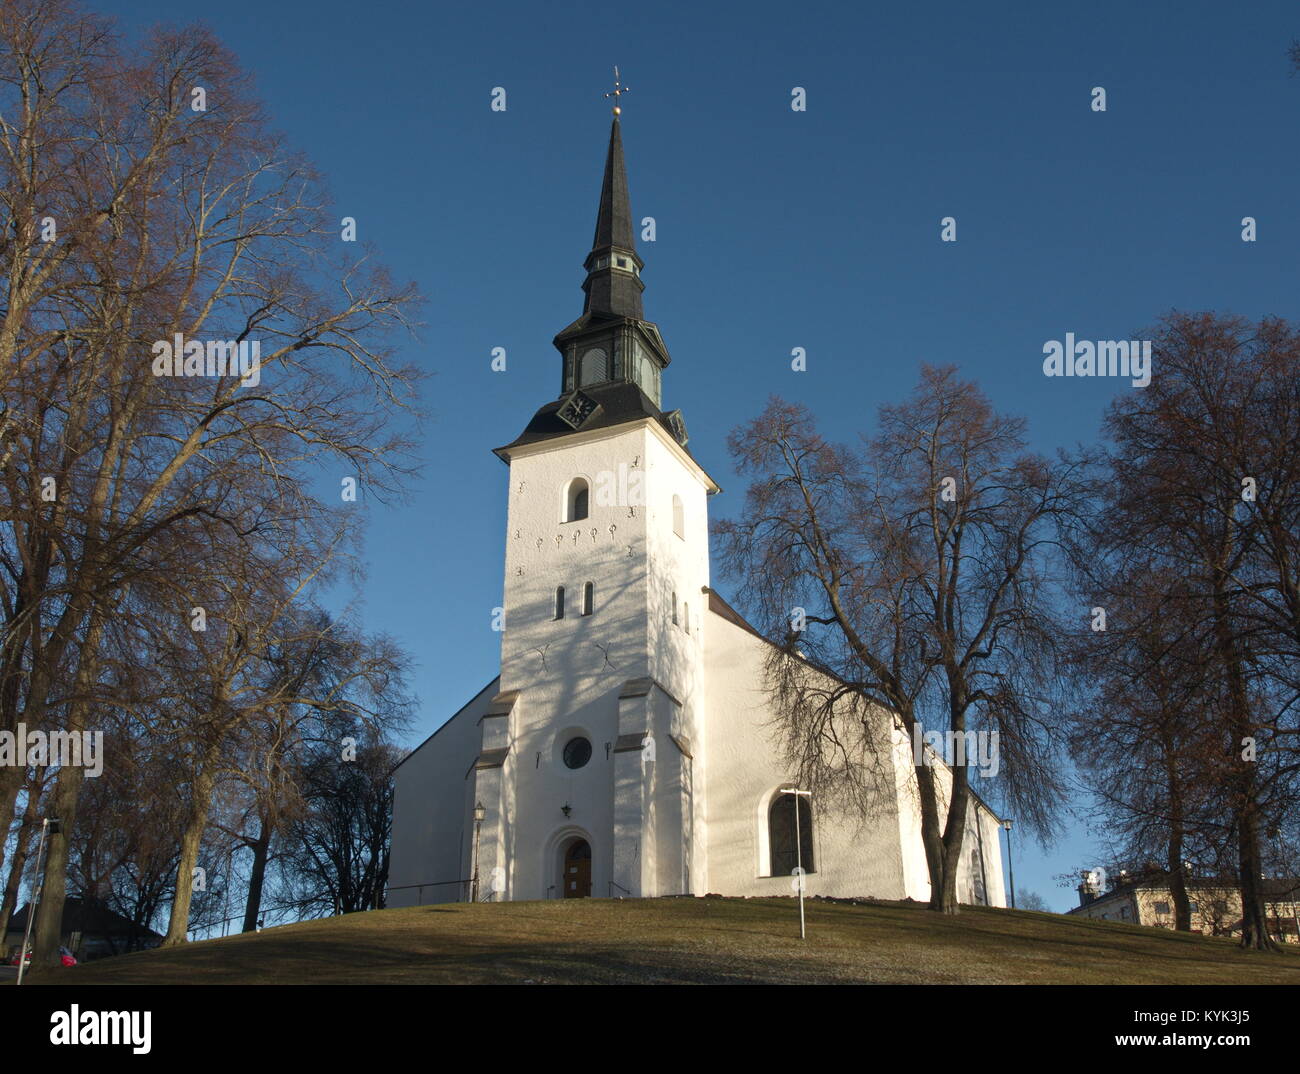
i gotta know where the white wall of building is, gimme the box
[700,609,911,900]
[469,419,715,901]
[387,677,497,907]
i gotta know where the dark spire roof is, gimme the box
[495,380,690,461]
[582,116,644,320]
[497,110,690,463]
[592,116,635,251]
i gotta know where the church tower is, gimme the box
[471,106,720,902]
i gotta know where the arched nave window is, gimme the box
[768,793,815,876]
[671,590,678,626]
[565,478,589,523]
[582,582,594,616]
[554,586,566,620]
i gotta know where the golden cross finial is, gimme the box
[604,65,630,115]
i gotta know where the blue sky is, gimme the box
[98,0,1300,911]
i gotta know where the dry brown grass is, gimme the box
[27,896,1300,985]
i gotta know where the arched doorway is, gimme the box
[562,839,592,898]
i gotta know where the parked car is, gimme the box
[8,947,77,967]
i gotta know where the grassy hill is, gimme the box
[28,896,1300,985]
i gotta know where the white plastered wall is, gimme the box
[700,609,910,899]
[387,677,498,907]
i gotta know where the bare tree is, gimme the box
[717,368,1074,912]
[278,732,403,918]
[1017,890,1050,912]
[1090,311,1300,950]
[1064,564,1222,932]
[0,5,422,967]
[223,609,412,933]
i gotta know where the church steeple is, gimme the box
[548,100,673,408]
[497,85,692,462]
[582,116,644,320]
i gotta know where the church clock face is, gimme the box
[556,389,599,430]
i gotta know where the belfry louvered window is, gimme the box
[579,347,608,387]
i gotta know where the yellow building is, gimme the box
[1068,872,1300,944]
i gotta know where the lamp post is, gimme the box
[470,801,486,904]
[16,817,59,986]
[781,787,812,940]
[1001,818,1015,909]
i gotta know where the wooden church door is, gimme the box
[564,839,592,898]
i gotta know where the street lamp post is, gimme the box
[781,787,812,940]
[16,817,59,986]
[1002,819,1015,910]
[470,801,486,904]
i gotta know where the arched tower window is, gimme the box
[768,793,814,876]
[582,582,594,616]
[565,478,589,522]
[554,586,566,620]
[672,495,684,539]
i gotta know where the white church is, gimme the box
[388,107,1007,908]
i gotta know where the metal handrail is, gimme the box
[385,879,472,905]
[386,880,471,891]
[609,880,631,897]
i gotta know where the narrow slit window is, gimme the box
[555,586,566,620]
[671,590,678,626]
[582,582,594,616]
[672,495,684,539]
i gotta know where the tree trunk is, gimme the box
[29,761,86,965]
[937,747,971,915]
[1167,840,1192,933]
[164,752,220,946]
[31,614,104,967]
[913,751,954,913]
[1212,574,1277,951]
[0,755,24,883]
[1236,799,1275,949]
[0,768,45,939]
[374,847,389,911]
[932,682,973,915]
[1162,735,1192,931]
[241,819,271,933]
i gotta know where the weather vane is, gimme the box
[604,65,630,115]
